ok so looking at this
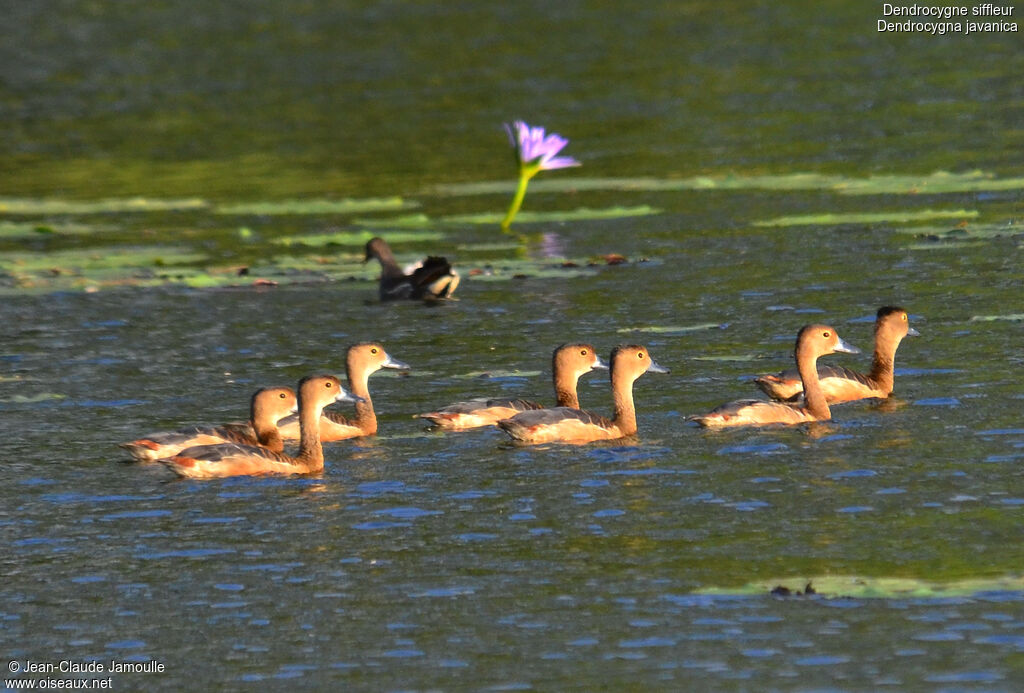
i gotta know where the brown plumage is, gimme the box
[417,343,607,430]
[162,375,361,479]
[274,342,409,441]
[118,386,296,462]
[690,324,859,428]
[364,237,459,301]
[498,345,669,444]
[754,307,919,402]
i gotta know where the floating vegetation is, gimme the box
[464,258,598,281]
[0,247,207,273]
[690,354,765,362]
[897,219,1024,239]
[970,314,1024,322]
[355,214,434,228]
[455,242,522,252]
[0,247,211,293]
[0,197,208,215]
[272,230,444,248]
[617,323,726,335]
[903,241,988,251]
[443,206,661,225]
[753,209,977,228]
[0,169,1015,296]
[432,170,1024,197]
[451,370,542,380]
[0,392,68,404]
[695,574,1024,599]
[214,197,415,216]
[0,221,108,238]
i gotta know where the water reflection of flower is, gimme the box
[501,120,580,231]
[540,232,565,259]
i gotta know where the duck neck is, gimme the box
[552,366,580,408]
[867,331,900,394]
[610,369,638,435]
[348,364,376,434]
[797,346,830,420]
[373,246,405,279]
[296,398,326,471]
[251,418,284,453]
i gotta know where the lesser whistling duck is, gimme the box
[364,237,459,301]
[162,375,361,479]
[690,324,859,428]
[417,343,608,430]
[754,306,919,403]
[275,342,409,441]
[497,344,668,444]
[119,386,297,462]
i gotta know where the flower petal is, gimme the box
[503,120,578,169]
[540,156,581,170]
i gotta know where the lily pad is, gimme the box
[0,247,207,273]
[969,314,1024,322]
[836,170,1024,195]
[0,392,68,403]
[456,242,522,252]
[451,370,543,380]
[695,574,1024,599]
[432,171,1024,196]
[0,197,208,215]
[462,259,597,282]
[894,220,1024,239]
[272,230,445,248]
[903,241,989,250]
[354,213,434,228]
[214,197,415,215]
[617,323,725,335]
[443,206,661,225]
[0,222,107,238]
[690,354,765,362]
[754,209,978,228]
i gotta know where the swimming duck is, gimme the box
[119,386,297,462]
[753,306,919,403]
[417,343,607,430]
[497,344,668,444]
[690,324,859,428]
[276,342,409,440]
[364,237,459,301]
[162,375,361,479]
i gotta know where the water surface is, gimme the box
[1,1,1022,690]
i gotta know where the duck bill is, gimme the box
[591,355,609,370]
[833,336,861,354]
[382,354,411,370]
[337,389,367,404]
[906,326,921,337]
[646,358,670,374]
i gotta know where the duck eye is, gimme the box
[902,314,907,321]
[325,382,333,388]
[371,348,379,354]
[279,393,286,399]
[637,352,645,359]
[823,331,831,338]
[580,349,587,356]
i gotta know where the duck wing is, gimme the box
[417,398,543,429]
[409,256,458,299]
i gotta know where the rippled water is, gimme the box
[2,1,1023,690]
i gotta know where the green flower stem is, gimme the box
[500,164,540,232]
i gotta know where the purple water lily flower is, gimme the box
[500,120,580,231]
[505,120,581,171]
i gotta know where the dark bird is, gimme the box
[364,237,459,301]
